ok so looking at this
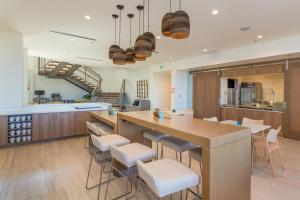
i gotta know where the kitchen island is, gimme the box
[117,111,251,200]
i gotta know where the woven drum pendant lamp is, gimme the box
[161,0,174,37]
[134,2,152,59]
[109,14,121,59]
[125,14,136,64]
[113,5,127,65]
[170,0,190,39]
[143,0,156,51]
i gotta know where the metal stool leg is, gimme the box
[85,149,94,189]
[104,162,113,200]
[156,142,159,160]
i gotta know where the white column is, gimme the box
[0,31,24,108]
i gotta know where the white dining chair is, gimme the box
[203,117,218,122]
[253,127,285,177]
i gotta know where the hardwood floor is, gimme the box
[0,136,299,200]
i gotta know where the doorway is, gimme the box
[152,71,171,110]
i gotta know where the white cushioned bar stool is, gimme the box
[85,134,130,200]
[104,143,156,200]
[136,158,201,200]
[160,136,198,162]
[85,121,114,148]
[143,130,169,160]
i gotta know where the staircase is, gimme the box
[98,80,126,108]
[37,57,125,107]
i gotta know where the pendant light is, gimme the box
[143,0,156,51]
[113,5,127,65]
[109,14,121,59]
[161,0,174,37]
[169,0,190,39]
[125,14,136,64]
[134,2,152,59]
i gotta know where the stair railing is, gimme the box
[74,66,103,93]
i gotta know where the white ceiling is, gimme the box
[1,0,300,68]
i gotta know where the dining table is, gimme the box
[221,120,272,172]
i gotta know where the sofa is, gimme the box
[125,99,150,112]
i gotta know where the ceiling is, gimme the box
[1,0,300,68]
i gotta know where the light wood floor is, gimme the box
[0,136,299,200]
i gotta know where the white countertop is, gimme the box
[0,102,110,116]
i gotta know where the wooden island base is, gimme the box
[117,111,251,200]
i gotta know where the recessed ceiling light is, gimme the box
[212,10,219,15]
[70,38,75,41]
[84,15,91,20]
[156,36,162,39]
[203,49,208,52]
[257,35,263,39]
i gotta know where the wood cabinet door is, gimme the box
[284,62,300,140]
[54,112,75,138]
[0,116,8,145]
[193,71,220,119]
[32,113,55,141]
[74,111,95,136]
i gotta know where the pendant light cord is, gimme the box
[179,0,181,10]
[114,17,117,45]
[119,8,122,46]
[138,9,141,35]
[147,0,150,32]
[170,0,172,12]
[143,0,145,33]
[129,17,132,47]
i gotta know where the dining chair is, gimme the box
[203,117,218,122]
[253,126,285,177]
[242,117,265,138]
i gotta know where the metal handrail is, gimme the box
[76,68,101,83]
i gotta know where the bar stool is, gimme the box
[86,134,130,200]
[85,121,113,148]
[136,158,200,199]
[143,130,168,160]
[186,147,203,199]
[160,136,198,162]
[104,143,156,200]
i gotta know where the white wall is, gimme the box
[0,31,24,108]
[187,74,193,109]
[125,68,150,104]
[174,70,188,110]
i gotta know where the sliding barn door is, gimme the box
[193,71,220,119]
[284,62,300,140]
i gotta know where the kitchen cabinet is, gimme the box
[0,116,8,145]
[32,113,55,141]
[74,111,96,136]
[193,71,220,119]
[284,62,300,140]
[54,112,74,138]
[32,112,74,141]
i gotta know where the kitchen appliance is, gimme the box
[240,82,263,106]
[227,79,238,105]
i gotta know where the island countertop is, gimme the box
[117,111,251,148]
[0,102,110,115]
